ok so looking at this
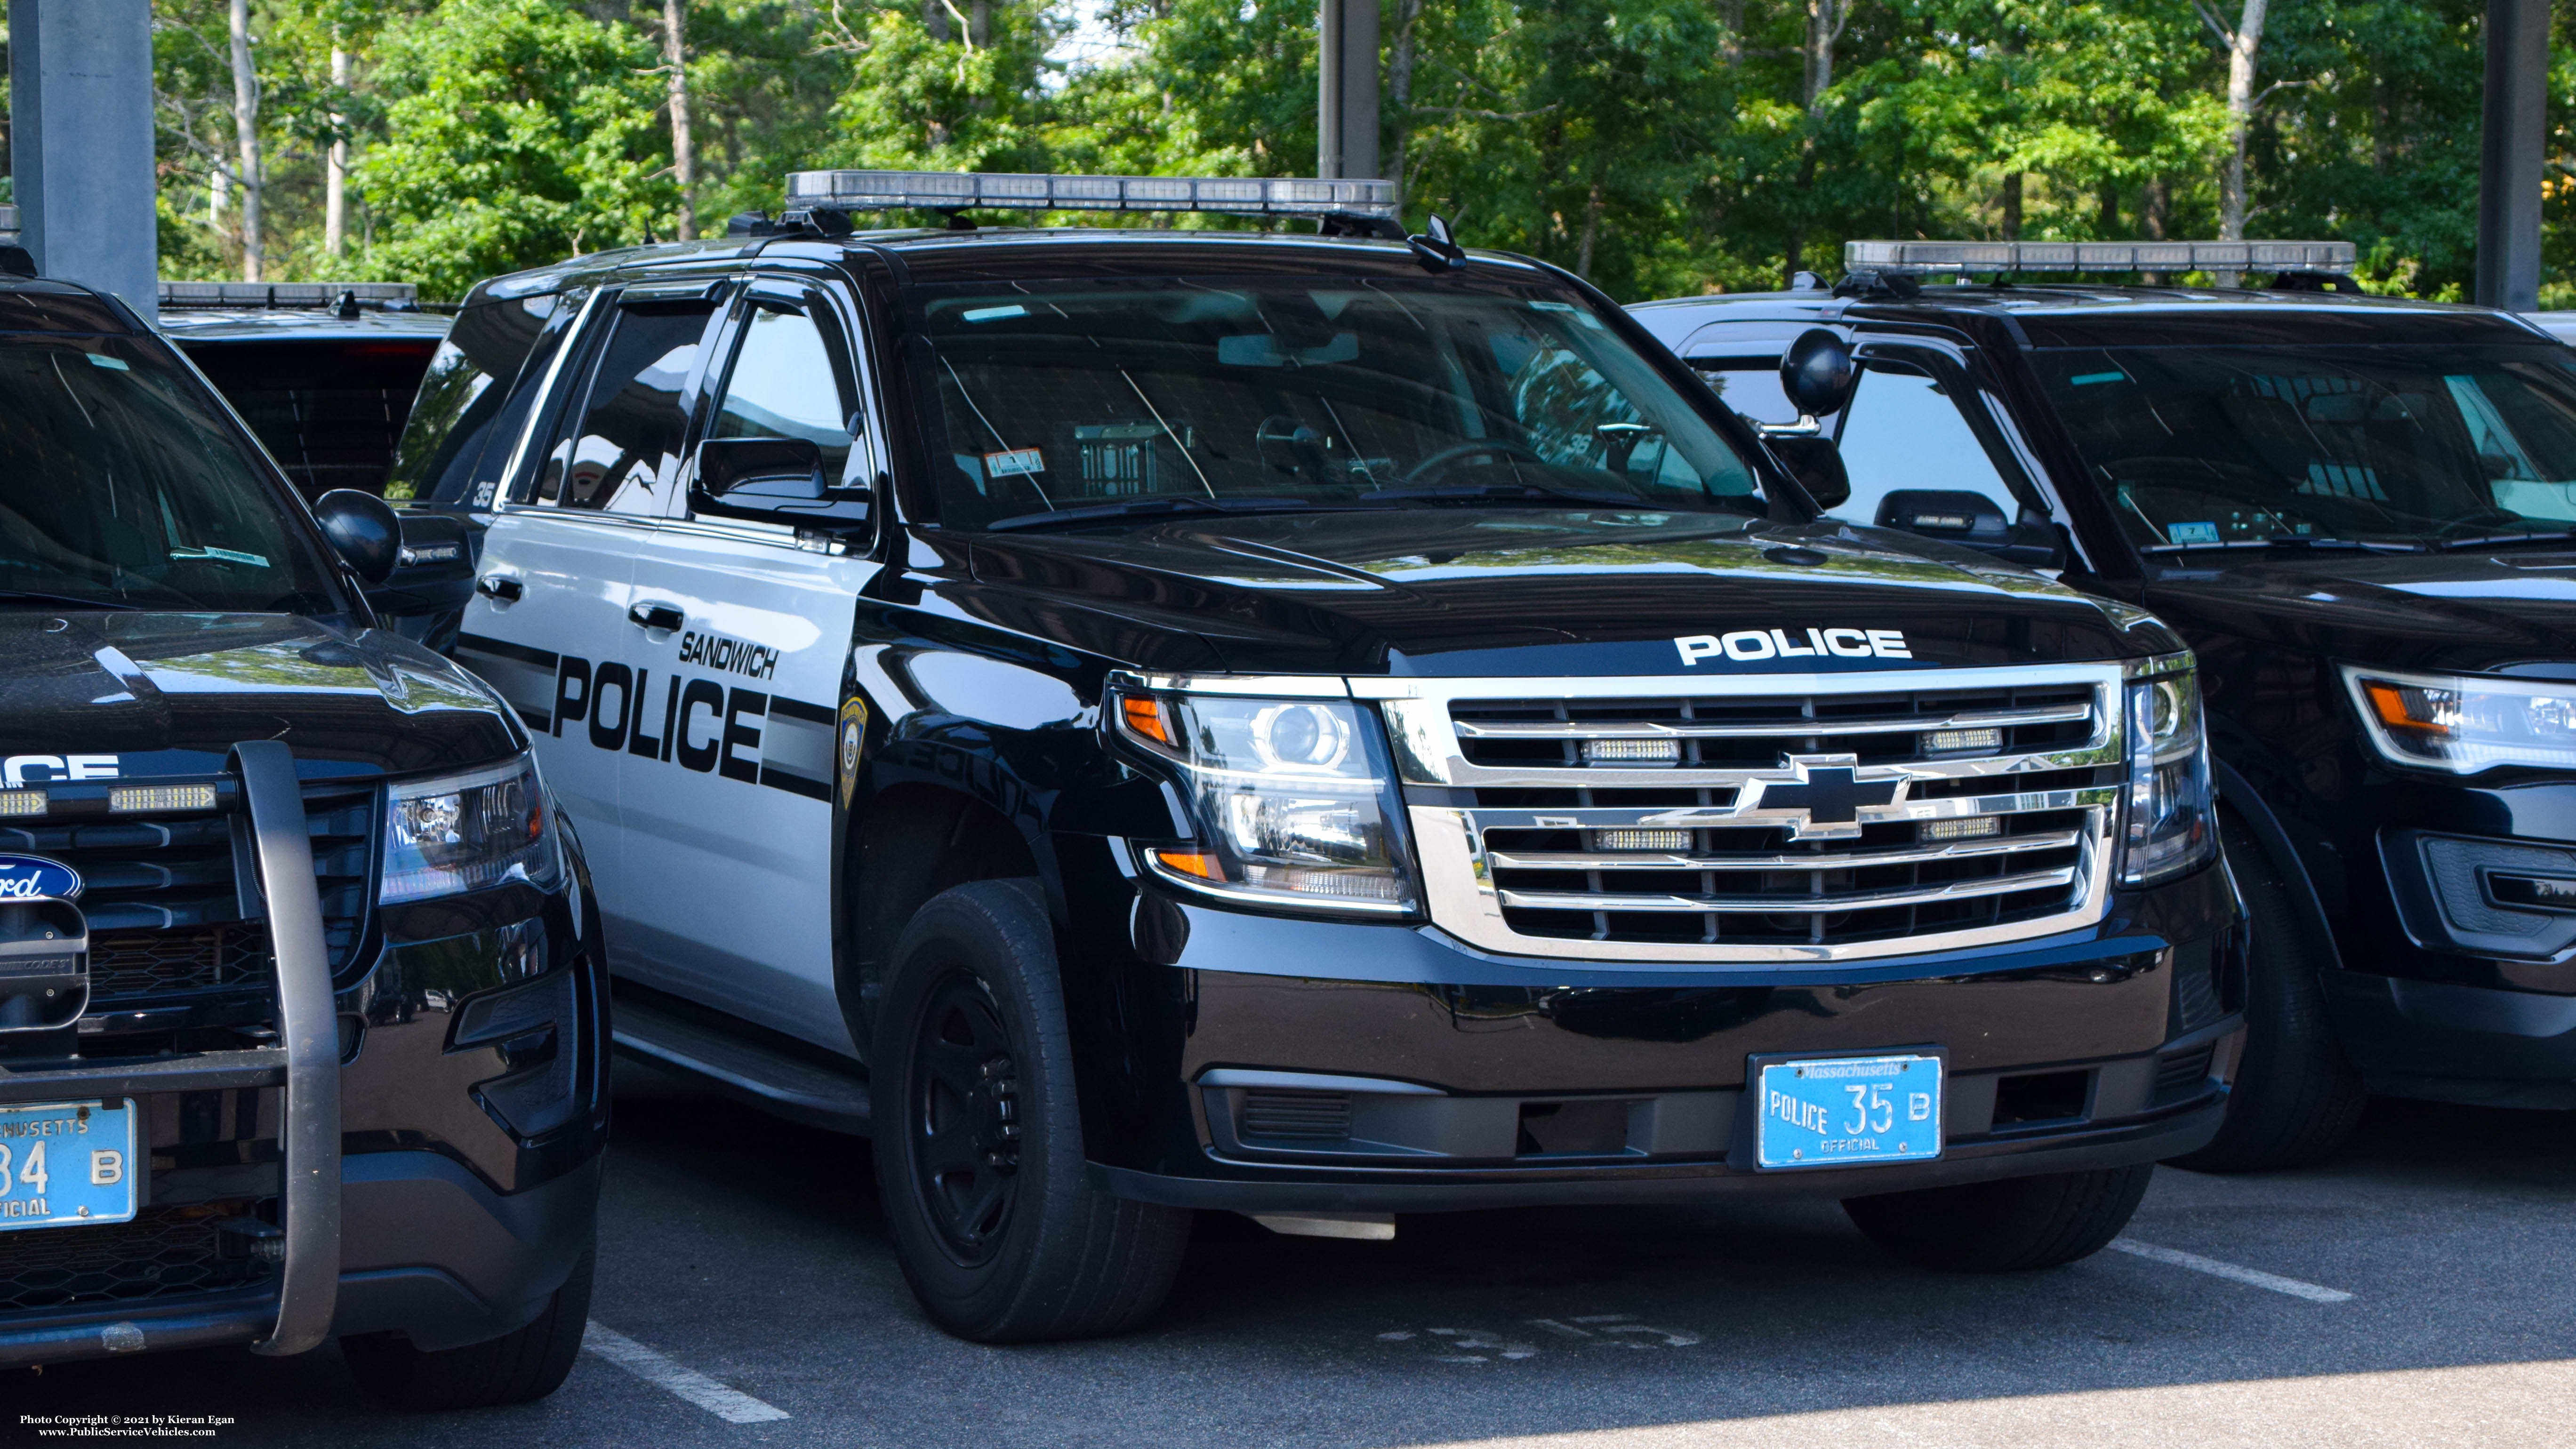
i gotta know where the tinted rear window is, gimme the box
[183,337,443,504]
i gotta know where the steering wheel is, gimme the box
[1401,439,1550,487]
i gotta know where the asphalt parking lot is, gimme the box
[13,1065,2576,1449]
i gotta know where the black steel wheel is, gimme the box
[907,969,1023,1267]
[870,880,1192,1343]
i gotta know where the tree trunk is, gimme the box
[663,0,697,240]
[1787,0,1847,285]
[1576,176,1605,279]
[923,0,950,42]
[1719,0,1745,66]
[228,0,262,283]
[1383,0,1421,194]
[970,0,990,46]
[2000,171,2022,240]
[2216,0,2268,284]
[325,42,350,260]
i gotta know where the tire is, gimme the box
[1843,1164,2152,1273]
[2163,812,2367,1173]
[870,880,1192,1343]
[340,1246,594,1410]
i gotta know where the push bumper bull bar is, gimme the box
[0,743,341,1362]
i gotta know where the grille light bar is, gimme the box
[1845,239,2356,274]
[110,784,219,814]
[785,170,1398,218]
[0,790,41,818]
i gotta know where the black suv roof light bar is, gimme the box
[785,168,1398,220]
[1844,239,2356,275]
[158,280,422,312]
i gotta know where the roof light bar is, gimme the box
[1845,239,2356,274]
[157,280,419,308]
[785,169,1398,219]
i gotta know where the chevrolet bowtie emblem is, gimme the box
[1733,754,1906,841]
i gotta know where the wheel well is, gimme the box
[845,784,1040,1045]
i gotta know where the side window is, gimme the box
[533,300,715,514]
[707,296,857,497]
[1692,360,1803,428]
[1832,360,2022,528]
[388,292,561,508]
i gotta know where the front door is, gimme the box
[611,278,880,1051]
[456,283,726,927]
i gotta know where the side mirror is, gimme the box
[1877,488,2069,569]
[363,510,476,620]
[313,488,401,585]
[1765,434,1851,511]
[698,435,826,501]
[1780,328,1856,418]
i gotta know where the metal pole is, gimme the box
[1316,0,1379,180]
[2475,0,2546,312]
[8,0,159,320]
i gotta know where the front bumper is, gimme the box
[1081,860,2243,1209]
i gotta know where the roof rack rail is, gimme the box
[157,281,421,311]
[784,169,1398,220]
[1842,239,2356,275]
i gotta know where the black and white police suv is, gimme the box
[1637,240,2576,1171]
[429,171,2242,1343]
[0,274,605,1409]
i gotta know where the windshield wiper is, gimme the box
[2435,527,2576,551]
[986,496,1350,532]
[2143,535,2422,555]
[0,588,142,611]
[1354,483,1646,509]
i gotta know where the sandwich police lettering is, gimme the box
[1673,628,1911,667]
[528,646,833,802]
[678,629,779,681]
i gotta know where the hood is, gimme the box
[0,612,522,781]
[955,509,2177,676]
[2142,549,2576,679]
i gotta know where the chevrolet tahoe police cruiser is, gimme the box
[0,274,605,1409]
[1636,240,2576,1171]
[440,172,2242,1343]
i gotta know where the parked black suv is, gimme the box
[1638,241,2576,1169]
[407,173,2241,1342]
[0,276,605,1409]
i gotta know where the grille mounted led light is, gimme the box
[0,790,42,818]
[1592,828,1692,852]
[1923,727,2003,754]
[785,170,1399,219]
[1920,817,2002,842]
[109,784,218,814]
[1581,738,1682,766]
[1844,239,2356,275]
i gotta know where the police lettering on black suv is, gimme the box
[426,172,2242,1343]
[0,275,604,1409]
[1637,239,2576,1170]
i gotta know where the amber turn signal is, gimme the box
[1119,692,1174,746]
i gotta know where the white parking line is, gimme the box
[2108,1238,2355,1303]
[583,1321,792,1424]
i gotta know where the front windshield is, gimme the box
[0,334,341,611]
[911,274,1766,530]
[2038,343,2576,552]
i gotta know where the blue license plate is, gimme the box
[0,1099,139,1232]
[1754,1055,1943,1169]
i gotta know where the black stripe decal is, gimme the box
[765,696,835,725]
[759,766,832,801]
[456,632,561,671]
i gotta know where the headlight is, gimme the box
[2122,668,2215,886]
[381,755,562,904]
[1113,686,1417,914]
[2342,665,2576,774]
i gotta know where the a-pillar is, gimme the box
[9,0,158,320]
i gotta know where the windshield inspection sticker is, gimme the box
[985,448,1046,478]
[1675,628,1910,666]
[2166,521,2221,546]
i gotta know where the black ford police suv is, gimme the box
[1637,239,2576,1171]
[421,172,2241,1343]
[0,276,604,1408]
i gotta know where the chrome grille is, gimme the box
[1369,664,2132,965]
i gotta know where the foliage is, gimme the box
[50,0,2576,302]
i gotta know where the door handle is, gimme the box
[628,600,685,632]
[476,575,524,603]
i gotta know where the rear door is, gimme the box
[455,281,728,920]
[610,276,880,1049]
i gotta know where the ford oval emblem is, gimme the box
[0,853,81,901]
